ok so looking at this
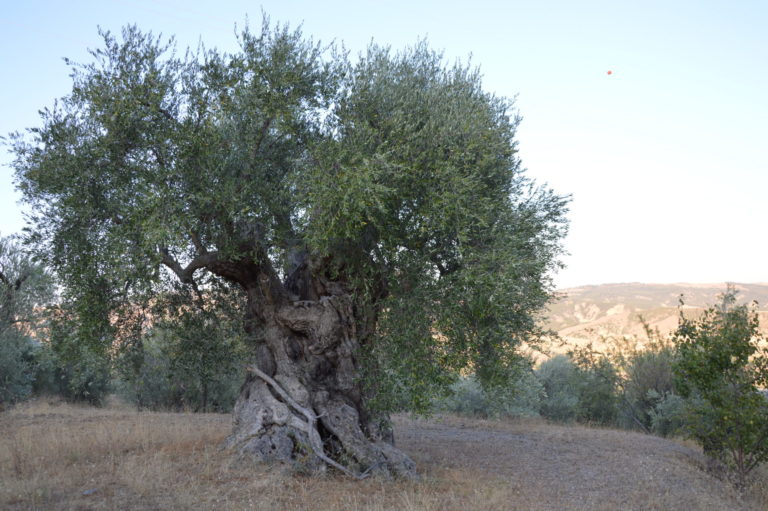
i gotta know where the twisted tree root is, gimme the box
[245,365,369,479]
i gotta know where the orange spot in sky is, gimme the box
[607,70,613,75]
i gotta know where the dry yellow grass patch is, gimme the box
[1,399,766,510]
[1,398,228,510]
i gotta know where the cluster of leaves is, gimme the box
[331,43,568,410]
[609,327,684,435]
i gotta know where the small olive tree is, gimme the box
[673,289,768,487]
[0,235,52,406]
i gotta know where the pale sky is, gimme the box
[1,0,766,288]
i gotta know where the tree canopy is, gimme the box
[10,18,568,476]
[14,21,564,383]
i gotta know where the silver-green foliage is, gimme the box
[536,353,619,425]
[0,236,51,406]
[435,366,544,419]
[536,355,580,422]
[45,310,113,405]
[10,18,568,412]
[614,334,681,435]
[115,326,244,412]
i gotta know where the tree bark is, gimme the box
[224,264,416,479]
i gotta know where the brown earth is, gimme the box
[2,399,765,510]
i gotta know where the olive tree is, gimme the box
[0,235,51,406]
[10,20,568,478]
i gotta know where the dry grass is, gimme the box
[2,399,766,510]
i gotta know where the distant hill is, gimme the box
[542,283,768,356]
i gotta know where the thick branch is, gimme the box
[253,117,274,159]
[157,106,174,122]
[151,147,166,169]
[190,231,207,254]
[246,365,370,480]
[159,248,218,284]
[160,245,288,306]
[139,99,175,123]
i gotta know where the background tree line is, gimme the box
[0,233,246,411]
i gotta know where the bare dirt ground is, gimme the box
[395,415,761,510]
[1,400,766,510]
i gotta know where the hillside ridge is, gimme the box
[545,282,768,355]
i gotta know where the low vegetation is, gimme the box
[436,332,682,436]
[438,289,768,490]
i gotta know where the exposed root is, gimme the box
[245,365,370,480]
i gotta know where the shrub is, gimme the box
[115,325,245,413]
[574,355,619,426]
[55,346,113,405]
[536,352,620,425]
[611,329,680,435]
[0,235,53,407]
[435,365,544,419]
[0,330,37,406]
[673,289,768,487]
[536,355,579,422]
[46,309,113,406]
[647,391,686,437]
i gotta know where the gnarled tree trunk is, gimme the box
[223,259,416,479]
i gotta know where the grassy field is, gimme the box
[2,398,767,510]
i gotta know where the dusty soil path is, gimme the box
[394,415,756,511]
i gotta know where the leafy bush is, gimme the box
[647,391,686,437]
[435,365,543,419]
[606,328,681,435]
[536,352,620,426]
[115,302,247,413]
[572,353,619,426]
[0,330,37,406]
[673,289,768,487]
[30,339,61,395]
[536,355,579,422]
[45,308,113,406]
[56,346,113,405]
[0,235,53,407]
